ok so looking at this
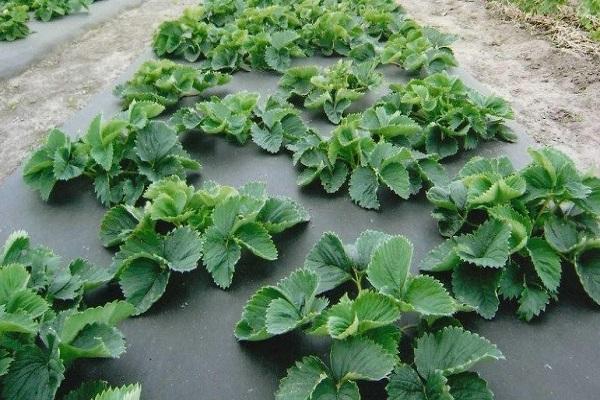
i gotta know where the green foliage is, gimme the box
[23,101,200,206]
[279,59,382,124]
[236,231,502,399]
[101,177,309,313]
[114,59,231,108]
[64,382,142,400]
[381,20,458,75]
[0,2,29,41]
[0,232,135,400]
[32,0,91,22]
[379,72,515,159]
[422,148,600,320]
[151,0,453,73]
[193,91,259,144]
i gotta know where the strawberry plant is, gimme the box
[114,59,231,108]
[100,176,309,313]
[23,101,200,206]
[381,20,458,75]
[152,7,220,62]
[377,72,515,159]
[170,91,260,144]
[0,231,137,400]
[280,59,383,124]
[289,115,447,210]
[422,148,600,320]
[32,0,91,22]
[236,231,504,399]
[0,2,29,41]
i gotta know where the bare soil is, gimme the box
[0,0,598,183]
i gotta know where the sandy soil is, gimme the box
[401,0,600,171]
[0,0,195,182]
[0,0,598,183]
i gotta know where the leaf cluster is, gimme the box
[151,0,456,76]
[422,148,600,320]
[23,101,200,206]
[0,2,29,41]
[114,59,231,108]
[171,91,260,144]
[31,0,91,22]
[0,231,136,400]
[279,59,383,124]
[381,20,458,75]
[378,72,515,159]
[236,230,503,399]
[100,176,309,314]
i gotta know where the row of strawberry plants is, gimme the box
[14,0,600,399]
[0,0,93,41]
[152,0,458,75]
[24,59,514,211]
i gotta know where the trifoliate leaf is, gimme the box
[60,323,126,362]
[386,364,426,400]
[498,262,524,301]
[380,163,411,199]
[0,263,30,303]
[351,291,401,333]
[451,264,501,319]
[447,372,493,400]
[311,379,360,400]
[354,230,391,269]
[5,290,48,318]
[277,269,320,311]
[99,205,142,247]
[0,307,37,334]
[575,244,600,305]
[257,197,310,234]
[414,326,503,378]
[1,344,65,400]
[59,301,134,344]
[211,197,240,236]
[367,236,413,297]
[134,121,179,163]
[251,123,283,154]
[265,297,303,335]
[330,336,396,382]
[201,226,241,289]
[162,226,203,272]
[349,166,380,210]
[516,285,550,321]
[1,230,30,265]
[275,356,329,400]
[543,216,579,254]
[234,222,278,260]
[454,219,511,268]
[235,287,285,341]
[402,275,456,316]
[527,238,562,292]
[119,256,170,315]
[419,240,460,272]
[304,232,353,293]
